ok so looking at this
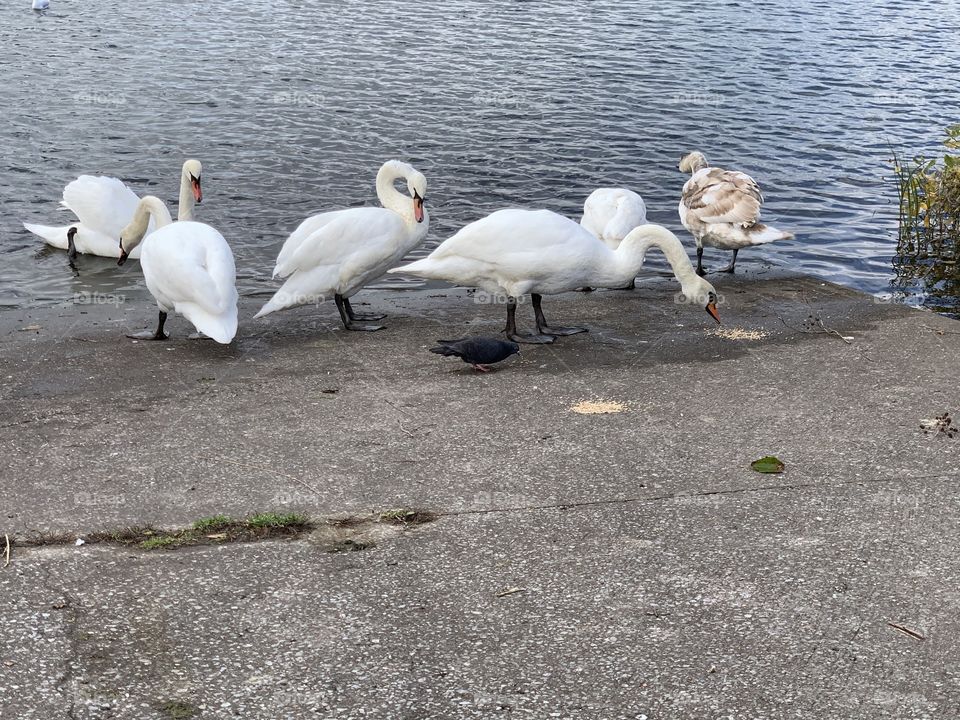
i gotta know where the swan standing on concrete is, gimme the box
[580,187,647,290]
[254,160,429,331]
[23,160,203,260]
[581,188,647,249]
[117,196,238,344]
[678,151,792,275]
[389,209,720,344]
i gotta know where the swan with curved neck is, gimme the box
[118,196,238,344]
[118,196,173,260]
[254,160,429,331]
[389,208,720,343]
[678,150,793,275]
[375,159,426,224]
[23,159,203,259]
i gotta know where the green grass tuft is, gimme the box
[140,536,180,550]
[247,512,308,528]
[192,514,233,531]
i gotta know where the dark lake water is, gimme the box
[3,0,960,315]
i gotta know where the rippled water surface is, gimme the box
[2,0,960,313]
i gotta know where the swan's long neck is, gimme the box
[606,224,700,287]
[375,160,418,226]
[121,196,173,253]
[178,171,195,221]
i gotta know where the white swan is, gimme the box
[117,196,238,344]
[678,151,793,275]
[581,188,647,249]
[254,160,429,331]
[32,0,50,9]
[388,209,720,344]
[23,159,202,260]
[580,187,647,290]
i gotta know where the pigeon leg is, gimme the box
[343,296,386,322]
[719,249,739,273]
[335,294,384,331]
[696,246,706,277]
[472,364,491,372]
[504,296,554,344]
[532,293,587,336]
[127,311,169,340]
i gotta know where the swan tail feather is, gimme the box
[256,265,340,319]
[253,300,280,319]
[253,285,316,319]
[747,224,793,244]
[177,303,238,344]
[387,258,440,278]
[23,222,72,249]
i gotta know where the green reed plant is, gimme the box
[892,124,960,254]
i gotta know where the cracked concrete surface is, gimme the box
[2,271,959,718]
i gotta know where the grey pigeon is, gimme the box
[429,337,520,372]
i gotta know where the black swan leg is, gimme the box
[504,296,554,344]
[128,310,169,340]
[343,296,386,322]
[336,294,384,332]
[532,293,587,337]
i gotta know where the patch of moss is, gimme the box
[247,512,309,528]
[140,536,181,550]
[192,514,233,532]
[159,700,197,720]
[377,508,439,526]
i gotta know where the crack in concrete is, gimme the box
[6,471,957,556]
[435,470,960,519]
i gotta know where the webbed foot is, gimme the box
[127,330,169,341]
[540,325,588,337]
[507,332,555,344]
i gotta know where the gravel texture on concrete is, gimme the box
[1,270,959,718]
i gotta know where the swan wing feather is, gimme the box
[273,209,343,277]
[61,175,142,239]
[277,208,403,278]
[681,168,763,227]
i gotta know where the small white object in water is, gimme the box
[33,0,50,9]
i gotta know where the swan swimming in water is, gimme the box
[678,151,793,275]
[23,160,203,260]
[389,208,720,344]
[117,196,238,344]
[254,160,429,331]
